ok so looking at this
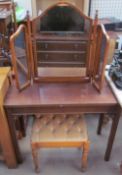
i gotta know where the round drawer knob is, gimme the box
[74,44,78,49]
[45,44,48,49]
[45,54,49,59]
[74,54,78,59]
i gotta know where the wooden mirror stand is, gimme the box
[10,2,110,92]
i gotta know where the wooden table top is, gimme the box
[4,81,117,107]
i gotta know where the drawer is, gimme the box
[37,52,86,64]
[36,41,87,51]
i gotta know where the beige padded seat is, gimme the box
[31,114,89,173]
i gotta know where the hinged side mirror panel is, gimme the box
[10,24,31,91]
[92,24,110,92]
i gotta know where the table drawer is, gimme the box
[36,41,87,51]
[37,52,86,63]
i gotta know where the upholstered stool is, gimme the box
[31,114,89,173]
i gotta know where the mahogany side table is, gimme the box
[3,80,121,167]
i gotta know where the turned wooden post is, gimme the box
[81,141,90,172]
[90,10,99,78]
[26,11,35,78]
[32,147,40,173]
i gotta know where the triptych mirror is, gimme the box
[10,2,109,92]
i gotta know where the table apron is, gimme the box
[4,104,118,116]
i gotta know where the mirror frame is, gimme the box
[92,24,110,92]
[31,1,94,82]
[10,24,31,91]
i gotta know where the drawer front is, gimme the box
[36,41,87,51]
[37,52,86,66]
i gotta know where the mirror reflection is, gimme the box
[33,3,92,79]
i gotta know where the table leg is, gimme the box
[15,116,26,139]
[97,113,104,135]
[5,109,23,164]
[19,115,26,137]
[104,105,121,161]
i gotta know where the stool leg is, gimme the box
[32,147,40,173]
[81,142,89,172]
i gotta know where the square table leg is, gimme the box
[97,113,105,135]
[104,105,121,161]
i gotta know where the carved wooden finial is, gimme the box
[26,10,31,37]
[94,10,98,28]
[95,10,98,20]
[26,10,30,19]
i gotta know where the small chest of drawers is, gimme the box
[35,33,88,67]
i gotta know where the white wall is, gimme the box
[90,0,122,20]
[14,0,89,17]
[14,0,32,16]
[14,0,122,20]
